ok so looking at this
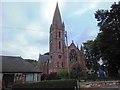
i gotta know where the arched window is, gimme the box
[62,62,64,67]
[69,49,77,61]
[59,32,61,38]
[59,41,61,49]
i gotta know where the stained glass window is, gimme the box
[69,49,77,61]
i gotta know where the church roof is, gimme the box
[52,3,62,27]
[38,54,49,62]
[0,56,40,73]
[69,41,76,48]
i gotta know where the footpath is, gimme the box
[80,80,120,88]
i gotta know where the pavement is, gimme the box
[80,88,120,90]
[80,80,120,89]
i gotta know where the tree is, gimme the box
[57,69,68,79]
[82,40,101,80]
[95,1,120,78]
[25,59,38,67]
[70,63,83,80]
[83,40,100,71]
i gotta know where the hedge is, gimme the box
[12,79,77,89]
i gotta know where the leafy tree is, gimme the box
[57,69,68,79]
[83,40,100,71]
[25,59,38,67]
[95,1,120,77]
[70,63,83,80]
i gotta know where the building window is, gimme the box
[59,41,61,49]
[59,32,61,38]
[69,49,77,61]
[62,62,64,67]
[58,55,62,59]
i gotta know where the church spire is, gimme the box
[52,3,62,27]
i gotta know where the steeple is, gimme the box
[80,45,83,52]
[52,3,62,27]
[49,2,66,73]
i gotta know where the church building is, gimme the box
[38,3,87,78]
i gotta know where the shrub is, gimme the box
[12,79,77,89]
[70,63,83,80]
[41,72,59,80]
[57,69,68,79]
[47,72,58,80]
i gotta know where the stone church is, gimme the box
[38,3,87,77]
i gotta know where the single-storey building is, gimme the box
[0,56,41,89]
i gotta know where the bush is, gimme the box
[70,63,83,80]
[47,72,58,80]
[87,73,98,81]
[57,69,68,79]
[12,79,77,89]
[41,74,48,80]
[41,72,58,80]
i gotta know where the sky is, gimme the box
[1,0,119,60]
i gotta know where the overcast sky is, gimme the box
[1,0,119,60]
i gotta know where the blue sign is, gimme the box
[99,69,105,78]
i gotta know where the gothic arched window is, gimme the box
[59,32,61,38]
[69,49,77,61]
[59,41,61,49]
[62,62,64,67]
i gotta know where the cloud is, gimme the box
[2,31,49,60]
[40,0,65,24]
[67,26,99,46]
[25,22,48,39]
[25,22,49,46]
[2,41,40,60]
[1,0,119,2]
[89,0,100,9]
[3,3,27,27]
[1,25,49,60]
[72,8,88,16]
[78,27,99,43]
[70,1,101,17]
[2,0,119,60]
[18,45,40,60]
[2,2,50,60]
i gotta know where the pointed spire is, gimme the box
[72,40,74,43]
[52,3,62,27]
[80,45,83,52]
[77,44,79,48]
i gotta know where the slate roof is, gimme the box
[0,56,41,73]
[38,54,49,62]
[69,41,77,48]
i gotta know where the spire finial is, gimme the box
[81,45,83,52]
[72,40,74,43]
[56,1,58,7]
[52,2,62,27]
[77,44,79,48]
